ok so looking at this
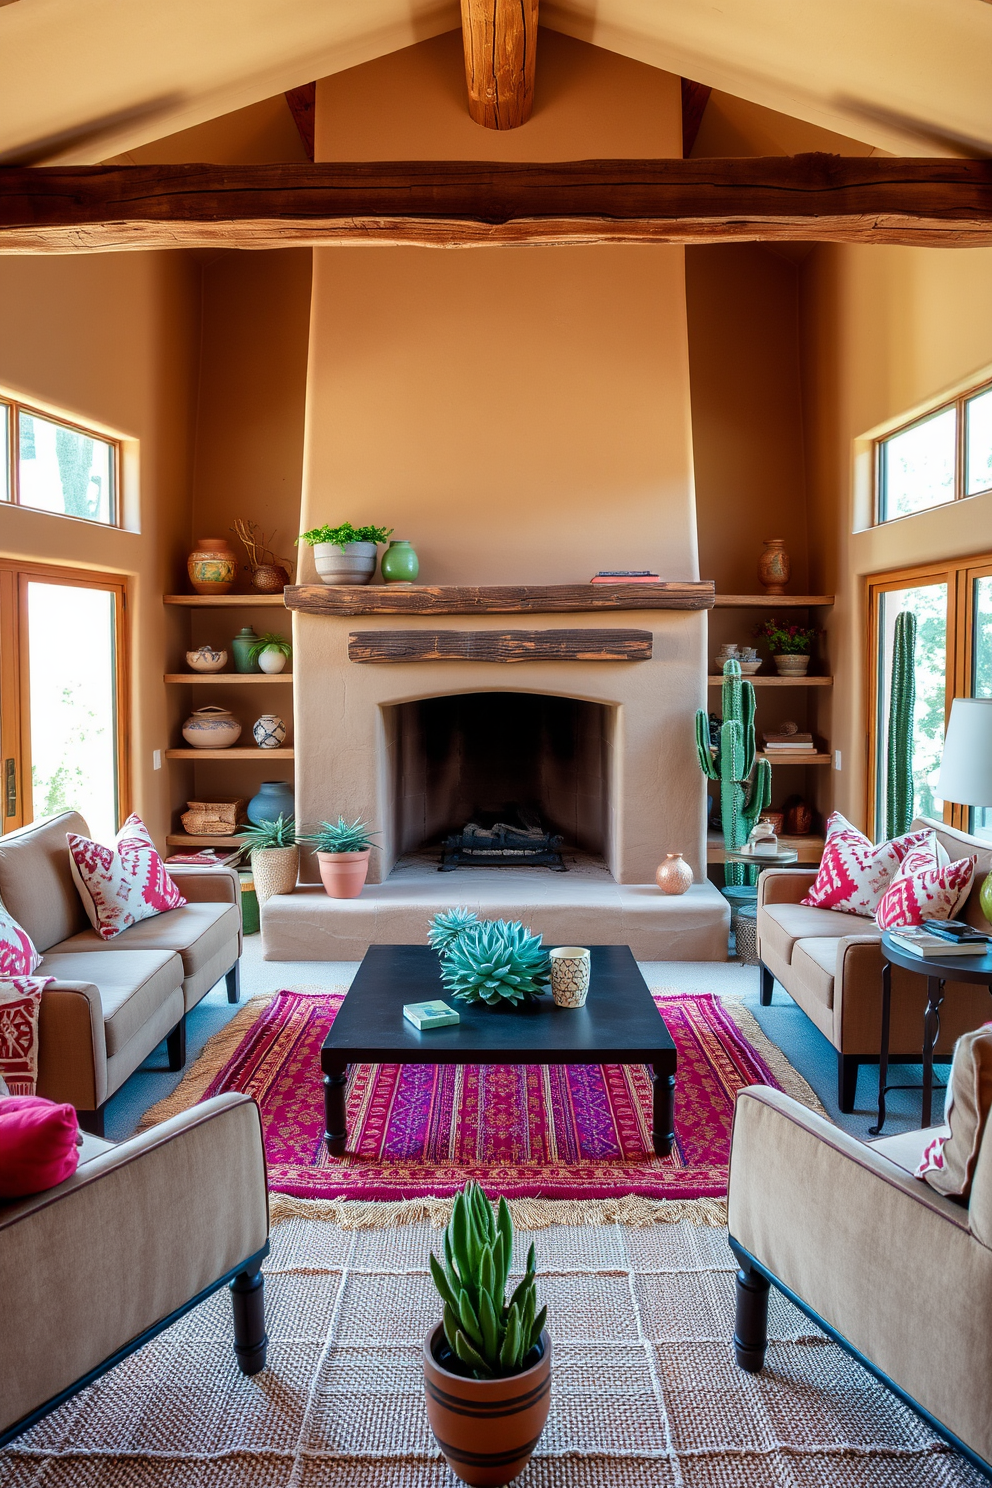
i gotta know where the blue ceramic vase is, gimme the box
[247,779,295,825]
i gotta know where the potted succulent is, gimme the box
[239,813,298,907]
[754,617,820,677]
[305,816,377,897]
[428,909,550,1009]
[248,631,293,675]
[424,1182,551,1487]
[297,522,393,586]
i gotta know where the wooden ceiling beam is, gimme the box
[284,83,316,163]
[460,0,539,131]
[3,155,992,252]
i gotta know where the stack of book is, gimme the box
[762,731,816,754]
[888,921,991,959]
[589,570,660,585]
[166,847,243,867]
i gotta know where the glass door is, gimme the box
[966,564,992,841]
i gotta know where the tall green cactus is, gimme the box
[885,610,916,839]
[696,658,773,887]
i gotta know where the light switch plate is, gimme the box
[152,749,162,770]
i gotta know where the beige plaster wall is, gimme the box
[801,243,992,832]
[0,252,200,847]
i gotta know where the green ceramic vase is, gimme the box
[380,540,419,584]
[980,870,992,926]
[232,625,261,674]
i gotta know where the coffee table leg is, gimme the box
[652,1063,676,1156]
[323,1058,349,1156]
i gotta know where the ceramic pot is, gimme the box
[186,646,228,673]
[247,780,295,826]
[316,848,371,898]
[423,1324,551,1488]
[313,541,378,586]
[783,796,814,835]
[656,852,694,895]
[549,946,591,1008]
[380,539,419,584]
[773,654,810,676]
[251,564,290,594]
[252,713,287,750]
[188,538,237,596]
[257,646,288,674]
[232,626,261,674]
[182,705,242,750]
[758,538,791,594]
[251,846,299,907]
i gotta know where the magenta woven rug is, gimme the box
[201,990,785,1201]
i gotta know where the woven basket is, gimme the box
[181,797,246,836]
[252,846,299,907]
[735,905,759,966]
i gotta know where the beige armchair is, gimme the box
[0,1092,269,1447]
[728,1085,992,1475]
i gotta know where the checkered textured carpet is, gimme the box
[0,1214,982,1487]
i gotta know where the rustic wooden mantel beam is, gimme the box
[2,156,992,252]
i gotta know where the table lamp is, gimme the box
[935,697,992,921]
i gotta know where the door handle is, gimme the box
[4,758,15,817]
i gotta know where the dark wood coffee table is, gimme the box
[320,943,678,1157]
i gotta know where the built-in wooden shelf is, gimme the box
[707,675,832,687]
[756,751,831,764]
[165,748,295,760]
[285,581,715,616]
[707,831,825,865]
[713,594,834,607]
[164,594,287,607]
[166,833,248,849]
[164,673,293,684]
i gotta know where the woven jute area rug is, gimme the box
[1,1213,981,1487]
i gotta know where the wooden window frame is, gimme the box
[0,561,131,834]
[875,378,992,525]
[866,552,992,837]
[0,397,122,529]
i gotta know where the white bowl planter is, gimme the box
[314,541,378,586]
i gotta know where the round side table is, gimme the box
[723,849,799,965]
[870,931,992,1135]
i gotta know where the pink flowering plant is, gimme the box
[754,618,820,655]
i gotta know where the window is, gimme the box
[0,399,119,526]
[876,381,992,524]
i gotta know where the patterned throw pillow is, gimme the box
[916,1023,992,1198]
[0,1095,80,1197]
[801,812,939,917]
[0,900,41,977]
[67,814,186,941]
[874,846,976,930]
[0,977,55,1095]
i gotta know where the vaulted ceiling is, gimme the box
[0,0,989,164]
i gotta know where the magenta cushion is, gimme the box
[0,1096,80,1198]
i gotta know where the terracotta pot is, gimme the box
[757,537,791,594]
[251,846,299,907]
[188,538,237,596]
[423,1325,551,1488]
[251,563,290,593]
[655,852,694,895]
[182,705,242,749]
[773,653,810,676]
[316,848,371,898]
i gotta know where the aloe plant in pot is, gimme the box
[239,814,298,907]
[424,1182,551,1487]
[304,817,378,898]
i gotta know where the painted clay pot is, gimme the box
[252,713,287,750]
[313,541,378,586]
[182,705,242,750]
[257,646,288,674]
[251,846,299,907]
[186,646,228,673]
[316,848,371,898]
[423,1325,551,1488]
[380,539,419,584]
[188,538,237,596]
[773,654,810,676]
[251,564,290,594]
[247,780,295,825]
[757,537,791,594]
[656,852,694,895]
[232,626,262,674]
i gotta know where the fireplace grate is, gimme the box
[439,805,566,872]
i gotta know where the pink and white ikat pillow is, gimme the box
[801,811,941,918]
[67,814,186,941]
[0,901,41,977]
[874,845,976,930]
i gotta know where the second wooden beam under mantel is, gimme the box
[348,629,653,663]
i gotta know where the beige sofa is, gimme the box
[756,816,992,1111]
[0,812,243,1133]
[728,1084,992,1475]
[0,1092,269,1446]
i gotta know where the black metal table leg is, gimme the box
[869,959,892,1136]
[323,1057,349,1155]
[921,977,945,1128]
[652,1061,676,1156]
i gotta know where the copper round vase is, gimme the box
[187,538,238,596]
[656,853,694,895]
[757,538,791,594]
[423,1325,552,1487]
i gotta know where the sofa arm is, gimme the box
[36,982,107,1111]
[756,868,818,909]
[729,1086,992,1464]
[167,865,240,906]
[0,1092,268,1438]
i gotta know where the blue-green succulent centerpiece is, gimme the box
[428,908,550,1008]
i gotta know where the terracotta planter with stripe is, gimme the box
[423,1324,552,1486]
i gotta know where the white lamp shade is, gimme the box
[936,697,992,807]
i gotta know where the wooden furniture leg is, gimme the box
[651,1062,676,1156]
[225,963,241,1004]
[759,963,774,1007]
[922,976,946,1129]
[732,1256,770,1373]
[230,1266,267,1375]
[869,959,892,1134]
[323,1057,349,1155]
[166,1016,186,1072]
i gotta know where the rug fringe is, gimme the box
[269,1192,729,1230]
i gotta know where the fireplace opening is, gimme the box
[385,692,613,870]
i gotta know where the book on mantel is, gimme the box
[589,570,660,585]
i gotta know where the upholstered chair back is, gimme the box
[966,1112,992,1249]
[0,811,89,952]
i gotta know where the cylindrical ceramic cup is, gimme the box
[549,946,591,1008]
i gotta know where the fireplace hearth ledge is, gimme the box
[260,877,729,962]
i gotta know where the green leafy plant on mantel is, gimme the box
[297,523,394,547]
[303,817,379,854]
[239,813,297,852]
[430,1182,547,1380]
[428,908,550,1008]
[247,632,293,663]
[753,618,820,655]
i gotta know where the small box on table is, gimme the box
[403,1000,460,1030]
